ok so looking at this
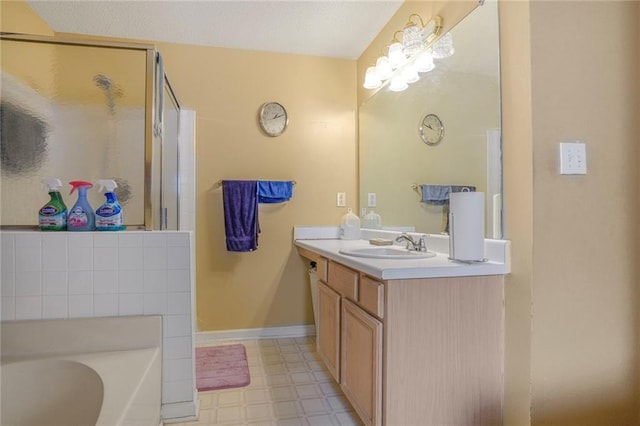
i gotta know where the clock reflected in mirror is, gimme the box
[419,113,444,145]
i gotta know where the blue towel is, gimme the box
[419,185,476,205]
[223,180,259,252]
[257,181,293,204]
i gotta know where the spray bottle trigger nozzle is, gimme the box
[41,178,62,192]
[97,179,117,193]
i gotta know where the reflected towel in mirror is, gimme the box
[419,184,476,205]
[419,184,476,233]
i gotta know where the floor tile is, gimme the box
[176,337,362,426]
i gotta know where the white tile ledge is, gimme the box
[294,226,510,280]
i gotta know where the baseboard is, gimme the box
[161,395,199,424]
[196,324,316,344]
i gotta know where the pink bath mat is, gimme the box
[195,344,250,391]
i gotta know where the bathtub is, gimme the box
[1,316,162,426]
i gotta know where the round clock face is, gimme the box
[259,102,288,137]
[419,113,444,145]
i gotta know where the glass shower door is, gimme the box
[161,78,180,230]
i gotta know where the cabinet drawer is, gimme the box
[359,276,384,319]
[328,262,358,300]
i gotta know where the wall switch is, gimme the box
[337,192,346,207]
[559,142,587,175]
[367,193,377,207]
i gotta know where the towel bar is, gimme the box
[215,180,296,188]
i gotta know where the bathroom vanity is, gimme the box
[295,228,509,426]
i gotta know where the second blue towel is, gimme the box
[257,181,293,204]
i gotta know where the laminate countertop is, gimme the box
[294,229,510,281]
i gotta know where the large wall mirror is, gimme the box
[359,0,502,238]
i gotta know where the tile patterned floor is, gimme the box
[172,337,362,426]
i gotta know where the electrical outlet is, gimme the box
[337,192,346,207]
[367,193,377,207]
[560,142,587,175]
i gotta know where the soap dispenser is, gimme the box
[362,210,382,229]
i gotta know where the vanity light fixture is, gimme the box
[363,14,446,92]
[363,66,382,89]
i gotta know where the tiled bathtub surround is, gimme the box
[0,230,196,422]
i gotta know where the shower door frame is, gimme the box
[0,34,179,230]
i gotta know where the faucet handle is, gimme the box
[418,236,427,252]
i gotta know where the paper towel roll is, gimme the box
[449,192,485,262]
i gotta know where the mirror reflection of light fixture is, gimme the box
[430,32,455,59]
[363,14,445,92]
[402,14,425,56]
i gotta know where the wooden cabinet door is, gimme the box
[341,299,382,426]
[317,281,341,382]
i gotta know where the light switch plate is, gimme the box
[367,193,377,207]
[559,142,587,175]
[337,192,346,207]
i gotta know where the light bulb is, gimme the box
[363,66,382,89]
[375,56,393,80]
[388,43,406,69]
[401,63,419,84]
[416,50,435,73]
[389,75,408,92]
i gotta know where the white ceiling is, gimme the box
[26,0,404,60]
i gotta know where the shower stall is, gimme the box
[0,35,180,230]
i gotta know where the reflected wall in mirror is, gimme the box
[359,1,502,238]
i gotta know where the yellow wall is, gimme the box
[501,0,640,424]
[155,42,357,331]
[0,0,53,36]
[528,2,639,423]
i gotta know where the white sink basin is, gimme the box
[339,246,436,259]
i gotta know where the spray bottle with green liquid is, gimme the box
[38,178,67,231]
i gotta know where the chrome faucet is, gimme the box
[395,233,427,252]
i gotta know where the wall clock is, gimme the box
[259,102,289,137]
[419,113,444,145]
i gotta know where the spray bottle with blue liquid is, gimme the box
[67,181,95,231]
[39,178,67,231]
[95,179,125,231]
